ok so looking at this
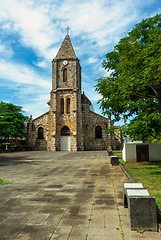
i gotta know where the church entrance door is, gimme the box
[61,127,70,151]
[61,136,70,151]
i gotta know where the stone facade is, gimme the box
[27,35,121,151]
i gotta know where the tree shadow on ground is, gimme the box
[0,154,39,166]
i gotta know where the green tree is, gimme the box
[95,14,161,141]
[0,101,28,141]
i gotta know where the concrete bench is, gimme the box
[110,155,119,165]
[123,182,157,231]
[123,182,144,207]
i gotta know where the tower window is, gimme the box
[61,98,64,114]
[95,126,102,139]
[63,68,67,82]
[38,127,44,139]
[67,98,70,113]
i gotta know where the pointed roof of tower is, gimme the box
[55,35,77,60]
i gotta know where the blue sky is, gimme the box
[0,0,161,125]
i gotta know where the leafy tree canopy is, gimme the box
[95,14,161,141]
[0,101,28,140]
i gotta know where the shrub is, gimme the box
[151,139,160,143]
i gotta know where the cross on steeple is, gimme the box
[66,26,70,35]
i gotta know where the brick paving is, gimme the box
[0,151,160,240]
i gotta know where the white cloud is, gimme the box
[0,0,160,120]
[0,59,51,88]
[34,60,48,68]
[0,0,159,64]
[88,57,98,64]
[83,81,101,102]
[64,1,139,41]
[0,0,152,63]
[1,21,13,31]
[0,42,13,58]
[23,101,49,119]
[0,0,60,61]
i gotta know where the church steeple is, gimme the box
[49,33,83,151]
[55,35,77,60]
[52,34,81,92]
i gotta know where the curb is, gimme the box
[119,162,135,183]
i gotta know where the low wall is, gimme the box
[123,143,161,162]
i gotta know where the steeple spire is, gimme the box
[55,35,77,60]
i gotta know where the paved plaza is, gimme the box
[0,151,160,240]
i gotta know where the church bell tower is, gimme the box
[47,35,84,151]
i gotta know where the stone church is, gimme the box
[27,35,121,151]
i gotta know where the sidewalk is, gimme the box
[0,151,160,239]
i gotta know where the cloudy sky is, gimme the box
[0,0,160,124]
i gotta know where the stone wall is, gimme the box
[49,90,81,151]
[82,109,110,151]
[27,101,121,151]
[27,112,49,150]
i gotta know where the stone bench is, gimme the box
[110,155,119,165]
[123,182,157,231]
[123,182,144,207]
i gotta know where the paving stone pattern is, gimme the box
[0,151,160,240]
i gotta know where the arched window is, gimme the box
[67,98,70,113]
[61,126,70,136]
[95,126,102,139]
[63,68,67,82]
[38,127,44,139]
[61,98,64,114]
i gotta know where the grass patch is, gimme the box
[0,178,14,185]
[120,161,161,210]
[119,158,125,165]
